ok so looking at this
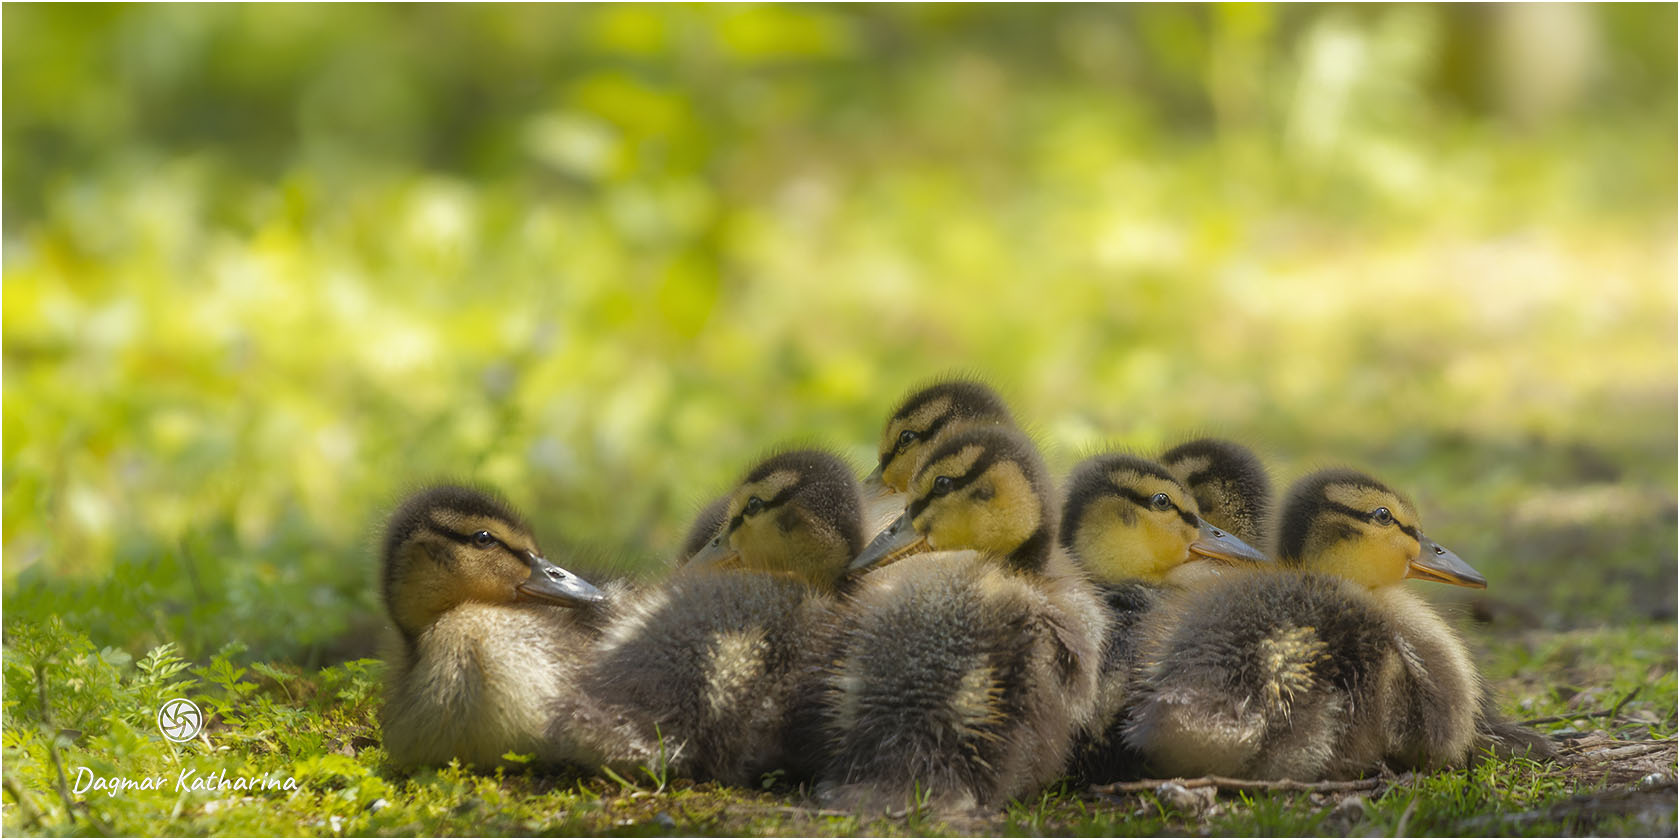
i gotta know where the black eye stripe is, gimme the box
[428,518,527,558]
[906,448,1003,522]
[1322,501,1419,537]
[725,484,798,534]
[909,416,953,451]
[1101,483,1197,528]
[880,414,955,473]
[429,518,486,545]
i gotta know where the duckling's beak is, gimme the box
[1405,536,1486,589]
[860,466,896,505]
[859,470,908,540]
[862,464,885,489]
[516,552,605,605]
[685,532,742,570]
[849,511,928,573]
[1187,518,1272,566]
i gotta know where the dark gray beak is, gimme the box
[1405,536,1486,589]
[517,552,605,605]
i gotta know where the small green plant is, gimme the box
[597,763,639,794]
[642,722,671,793]
[903,779,936,834]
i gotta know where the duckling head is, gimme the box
[686,449,865,590]
[380,485,603,640]
[866,379,1016,496]
[853,425,1057,574]
[1058,453,1271,586]
[1159,437,1273,547]
[1276,468,1486,590]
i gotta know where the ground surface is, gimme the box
[3,619,1674,836]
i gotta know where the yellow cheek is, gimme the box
[1313,545,1359,583]
[728,522,764,563]
[1075,517,1192,583]
[738,537,825,587]
[1151,521,1195,569]
[882,453,919,493]
[923,504,977,551]
[778,528,849,587]
[1384,531,1420,582]
[1077,527,1155,582]
[736,524,801,576]
[467,556,524,604]
[1315,538,1410,588]
[1133,518,1193,579]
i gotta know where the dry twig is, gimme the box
[1520,685,1643,726]
[725,803,857,820]
[1091,775,1386,796]
[1579,743,1674,762]
[1559,737,1675,755]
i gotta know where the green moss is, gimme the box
[3,619,1672,836]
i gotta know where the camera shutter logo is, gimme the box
[157,698,204,742]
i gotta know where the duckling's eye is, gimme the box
[931,476,954,496]
[744,496,764,516]
[1371,507,1394,526]
[472,530,496,548]
[1150,493,1173,511]
[897,429,918,448]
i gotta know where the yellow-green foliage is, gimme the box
[4,5,1672,662]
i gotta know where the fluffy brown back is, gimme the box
[818,550,1105,812]
[580,570,841,786]
[1124,571,1398,780]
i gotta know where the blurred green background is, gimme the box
[4,4,1674,665]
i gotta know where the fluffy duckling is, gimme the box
[379,485,606,770]
[860,379,1017,538]
[1159,437,1274,550]
[820,426,1108,813]
[580,450,864,787]
[1057,454,1271,782]
[1124,468,1504,780]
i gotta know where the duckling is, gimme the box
[820,425,1108,813]
[1124,468,1509,780]
[379,485,607,770]
[579,449,864,787]
[1056,453,1271,782]
[1159,437,1274,549]
[861,379,1017,538]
